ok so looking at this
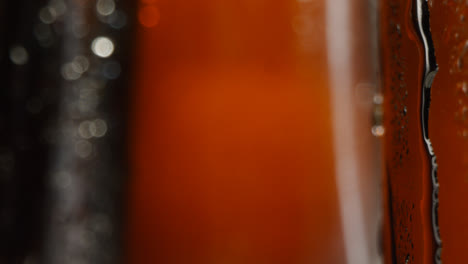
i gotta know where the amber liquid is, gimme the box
[428,1,468,262]
[126,0,380,263]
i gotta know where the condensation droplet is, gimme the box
[91,36,114,58]
[372,125,385,137]
[373,93,384,104]
[9,46,29,65]
[61,63,82,80]
[92,119,108,138]
[396,24,401,36]
[72,55,90,74]
[78,121,94,139]
[96,0,115,16]
[457,81,468,95]
[50,0,67,16]
[75,140,93,158]
[39,7,57,24]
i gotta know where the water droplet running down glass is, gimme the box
[380,0,440,263]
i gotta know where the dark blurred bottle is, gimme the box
[0,0,133,263]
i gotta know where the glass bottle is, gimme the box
[126,0,382,263]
